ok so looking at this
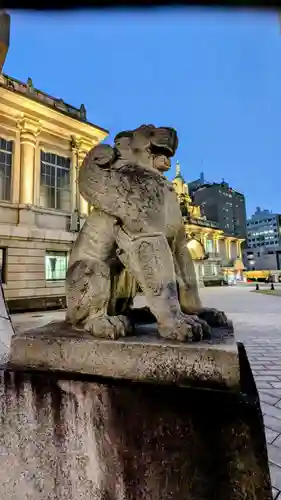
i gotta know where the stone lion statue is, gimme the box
[66,124,232,341]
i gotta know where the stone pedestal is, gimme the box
[0,278,14,362]
[0,322,273,499]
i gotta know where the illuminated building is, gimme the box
[0,11,108,311]
[172,162,245,285]
[246,207,281,250]
[242,208,281,277]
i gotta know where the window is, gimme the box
[45,251,68,281]
[0,247,7,284]
[205,239,213,253]
[40,151,71,210]
[0,137,13,201]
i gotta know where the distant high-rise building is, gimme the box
[188,171,205,196]
[190,179,247,238]
[246,207,281,249]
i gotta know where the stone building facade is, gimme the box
[0,73,108,312]
[172,163,245,285]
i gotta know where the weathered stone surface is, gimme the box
[0,278,15,362]
[66,124,232,342]
[9,320,239,390]
[0,344,272,500]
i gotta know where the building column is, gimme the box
[225,238,232,260]
[77,149,88,216]
[225,239,228,260]
[70,138,90,216]
[33,144,42,206]
[213,234,220,254]
[236,240,243,260]
[218,236,225,258]
[18,118,40,205]
[11,128,21,204]
[202,232,208,251]
[71,145,79,212]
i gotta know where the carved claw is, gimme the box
[188,315,212,340]
[158,313,211,342]
[84,315,132,339]
[196,308,233,331]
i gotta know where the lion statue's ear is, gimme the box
[87,144,116,168]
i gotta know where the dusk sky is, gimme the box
[5,8,281,216]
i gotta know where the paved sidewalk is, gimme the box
[201,285,281,499]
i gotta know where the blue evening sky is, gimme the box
[4,8,281,216]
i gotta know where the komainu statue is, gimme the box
[66,124,232,341]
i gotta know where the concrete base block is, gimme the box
[0,343,272,499]
[0,317,272,499]
[8,320,238,390]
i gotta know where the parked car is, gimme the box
[203,278,228,287]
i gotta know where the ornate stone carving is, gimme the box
[66,124,232,341]
[17,117,41,146]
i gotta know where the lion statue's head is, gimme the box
[87,124,178,173]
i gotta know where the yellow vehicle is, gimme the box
[244,270,271,282]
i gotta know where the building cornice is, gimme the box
[0,84,108,145]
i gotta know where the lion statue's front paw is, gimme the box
[84,315,132,339]
[158,313,211,342]
[196,308,233,331]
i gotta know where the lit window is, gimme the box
[40,151,71,210]
[0,137,13,201]
[45,251,68,281]
[0,247,7,284]
[205,239,213,253]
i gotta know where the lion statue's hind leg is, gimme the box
[66,259,132,340]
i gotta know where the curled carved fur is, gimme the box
[78,124,178,234]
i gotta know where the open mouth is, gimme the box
[149,126,178,158]
[149,144,174,158]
